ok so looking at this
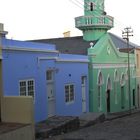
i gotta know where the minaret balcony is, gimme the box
[75,15,114,30]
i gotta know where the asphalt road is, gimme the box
[47,112,140,140]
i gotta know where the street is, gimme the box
[47,112,140,140]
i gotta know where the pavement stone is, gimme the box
[46,109,140,140]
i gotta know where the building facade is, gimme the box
[75,0,138,113]
[1,36,89,122]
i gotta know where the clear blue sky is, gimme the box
[0,0,139,44]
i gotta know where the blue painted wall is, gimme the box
[2,38,89,122]
[55,54,89,116]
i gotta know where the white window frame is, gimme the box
[65,84,75,104]
[19,79,35,100]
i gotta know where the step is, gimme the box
[35,116,80,139]
[79,112,105,128]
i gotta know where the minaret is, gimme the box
[75,0,114,41]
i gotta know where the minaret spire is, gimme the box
[75,0,114,41]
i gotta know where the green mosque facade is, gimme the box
[75,0,138,113]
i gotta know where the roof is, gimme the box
[31,33,140,55]
[2,38,56,51]
[109,33,139,49]
[31,36,97,55]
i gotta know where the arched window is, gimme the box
[114,69,119,82]
[114,70,118,104]
[88,2,96,11]
[97,70,104,111]
[120,73,125,86]
[90,2,93,11]
[106,75,112,112]
[97,70,104,85]
[125,69,128,80]
[120,73,126,109]
[106,75,112,91]
[125,69,129,100]
[132,68,136,78]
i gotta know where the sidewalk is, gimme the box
[35,108,140,139]
[106,108,140,121]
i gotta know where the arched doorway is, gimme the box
[97,70,104,111]
[137,85,140,107]
[106,76,112,113]
[120,74,125,109]
[121,86,125,109]
[132,89,136,107]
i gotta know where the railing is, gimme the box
[75,15,114,29]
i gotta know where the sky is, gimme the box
[0,0,139,45]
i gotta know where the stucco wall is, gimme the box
[1,96,35,139]
[55,62,89,116]
[1,96,34,124]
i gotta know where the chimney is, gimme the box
[0,23,8,37]
[63,31,70,38]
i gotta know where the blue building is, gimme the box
[1,37,89,122]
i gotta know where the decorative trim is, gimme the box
[37,56,89,68]
[3,47,59,53]
[56,59,89,63]
[92,63,135,69]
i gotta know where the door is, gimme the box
[137,85,140,107]
[121,86,125,109]
[106,90,110,112]
[133,89,135,107]
[46,70,55,117]
[81,76,87,113]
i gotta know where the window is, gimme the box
[81,76,86,85]
[114,69,119,82]
[46,70,53,81]
[125,69,128,80]
[120,73,125,86]
[97,71,104,110]
[132,68,136,78]
[19,79,35,98]
[90,2,93,11]
[65,84,74,104]
[87,2,95,11]
[114,70,119,104]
